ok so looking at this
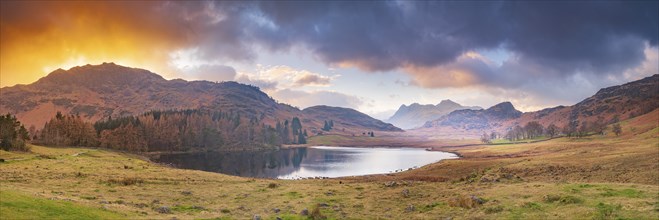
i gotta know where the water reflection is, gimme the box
[155,146,457,179]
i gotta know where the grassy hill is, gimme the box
[1,110,656,219]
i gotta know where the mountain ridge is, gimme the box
[0,63,401,134]
[421,74,659,136]
[386,99,481,129]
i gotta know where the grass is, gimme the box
[0,190,128,220]
[0,110,657,219]
[489,136,549,144]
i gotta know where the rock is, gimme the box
[300,208,309,216]
[272,208,280,213]
[384,181,397,187]
[276,217,282,220]
[181,191,192,196]
[470,195,485,204]
[325,191,334,196]
[318,203,329,207]
[480,177,491,182]
[405,204,415,212]
[155,206,171,214]
[401,189,410,198]
[99,200,109,204]
[252,214,261,220]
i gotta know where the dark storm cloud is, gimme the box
[3,1,656,88]
[249,1,657,76]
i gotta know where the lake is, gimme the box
[154,146,458,179]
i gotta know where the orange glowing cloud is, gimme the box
[0,1,206,87]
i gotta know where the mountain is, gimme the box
[0,63,401,134]
[422,74,659,135]
[386,100,481,129]
[303,106,402,132]
[423,101,521,130]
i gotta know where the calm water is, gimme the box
[154,146,458,179]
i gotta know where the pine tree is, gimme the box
[298,132,307,144]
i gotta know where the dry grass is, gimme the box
[0,110,657,219]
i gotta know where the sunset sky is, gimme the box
[1,1,657,119]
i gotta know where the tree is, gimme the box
[513,125,524,140]
[370,131,375,137]
[577,121,589,137]
[612,124,622,136]
[546,124,558,138]
[322,120,331,131]
[590,120,607,135]
[298,132,307,144]
[524,121,544,139]
[0,113,31,151]
[490,131,497,140]
[291,117,302,136]
[563,120,578,137]
[480,132,491,144]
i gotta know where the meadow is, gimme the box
[0,110,657,219]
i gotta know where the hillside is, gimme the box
[303,105,402,133]
[1,108,657,219]
[0,63,400,134]
[386,100,481,129]
[421,74,659,135]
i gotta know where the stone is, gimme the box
[405,204,415,212]
[155,206,171,214]
[252,214,261,220]
[300,208,309,216]
[384,181,398,187]
[401,189,410,198]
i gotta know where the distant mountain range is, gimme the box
[386,100,481,129]
[422,74,659,135]
[0,63,402,133]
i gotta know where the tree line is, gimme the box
[481,119,623,144]
[34,110,308,152]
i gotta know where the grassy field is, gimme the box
[1,110,657,219]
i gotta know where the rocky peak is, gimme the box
[486,102,522,119]
[34,63,165,89]
[437,99,460,107]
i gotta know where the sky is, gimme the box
[1,1,657,120]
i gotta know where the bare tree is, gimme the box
[546,124,558,138]
[612,124,622,136]
[480,132,491,144]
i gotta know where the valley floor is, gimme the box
[1,111,658,219]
